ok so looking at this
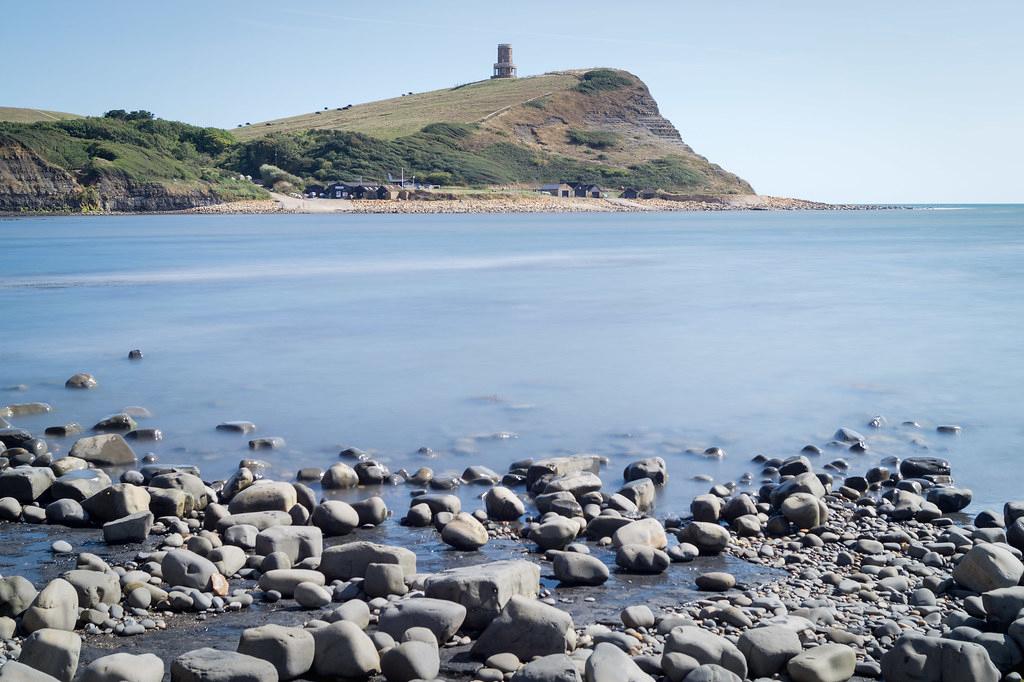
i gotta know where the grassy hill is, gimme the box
[0,106,82,124]
[226,69,753,194]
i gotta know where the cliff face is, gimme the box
[88,169,224,212]
[0,138,83,211]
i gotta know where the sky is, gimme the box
[2,1,1022,203]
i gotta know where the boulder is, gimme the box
[0,661,61,681]
[22,579,78,633]
[0,575,37,617]
[531,516,578,551]
[543,472,603,498]
[81,484,150,523]
[485,486,526,520]
[410,493,461,515]
[50,469,111,502]
[781,492,828,529]
[150,472,210,510]
[0,467,55,503]
[552,552,609,586]
[900,456,951,479]
[927,486,973,513]
[258,569,324,597]
[321,462,359,489]
[255,526,323,564]
[62,570,120,609]
[737,625,803,677]
[441,512,489,550]
[319,541,416,580]
[612,518,667,549]
[586,642,654,682]
[787,643,856,682]
[18,628,81,682]
[79,653,164,682]
[161,549,218,591]
[351,496,388,526]
[378,597,467,642]
[170,648,277,682]
[364,562,407,597]
[623,457,667,485]
[68,434,136,466]
[677,522,730,555]
[880,633,999,682]
[102,510,153,544]
[472,595,576,660]
[310,500,360,536]
[381,640,440,682]
[294,582,332,609]
[618,478,656,510]
[616,545,670,574]
[769,472,826,507]
[695,572,735,592]
[526,456,602,490]
[663,626,746,679]
[954,544,1024,593]
[228,481,297,513]
[511,654,581,682]
[425,560,540,629]
[311,621,381,678]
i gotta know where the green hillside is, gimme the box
[0,107,82,124]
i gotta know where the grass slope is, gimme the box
[0,107,82,123]
[233,74,580,141]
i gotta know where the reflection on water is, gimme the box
[1,207,1023,513]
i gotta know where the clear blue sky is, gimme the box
[3,1,1022,203]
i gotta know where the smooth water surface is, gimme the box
[2,207,1023,512]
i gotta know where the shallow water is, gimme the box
[2,207,1023,515]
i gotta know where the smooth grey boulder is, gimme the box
[0,661,61,681]
[425,560,541,630]
[0,575,37,617]
[982,586,1024,627]
[378,597,467,642]
[50,469,111,502]
[321,462,359,489]
[328,599,371,629]
[927,486,973,513]
[258,569,324,597]
[209,545,247,577]
[81,484,150,522]
[663,626,746,679]
[586,642,654,682]
[311,620,381,678]
[543,472,602,498]
[485,486,526,520]
[472,595,576,660]
[351,495,388,525]
[161,549,218,591]
[319,541,416,580]
[769,472,826,507]
[170,648,278,682]
[900,456,951,479]
[294,581,332,609]
[22,579,78,633]
[737,625,802,677]
[237,624,315,680]
[618,478,656,510]
[552,552,609,586]
[311,500,360,536]
[46,498,89,527]
[787,643,856,682]
[364,562,407,597]
[623,457,667,485]
[880,633,999,682]
[441,511,490,550]
[62,570,120,609]
[526,456,602,489]
[615,544,670,574]
[954,544,1024,593]
[252,526,322,566]
[531,516,577,551]
[102,510,153,544]
[677,522,730,555]
[228,481,297,513]
[410,493,461,515]
[68,434,136,466]
[0,467,55,503]
[216,511,291,533]
[79,653,164,682]
[781,492,828,529]
[684,664,742,682]
[510,653,581,682]
[18,628,81,682]
[612,518,667,549]
[150,472,210,510]
[380,640,440,682]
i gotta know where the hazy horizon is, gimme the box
[3,1,1021,204]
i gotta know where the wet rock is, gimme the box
[170,648,278,682]
[880,633,999,682]
[45,424,82,438]
[426,559,540,629]
[927,486,973,513]
[351,495,388,525]
[217,421,256,434]
[677,521,730,555]
[0,496,21,521]
[45,498,89,527]
[0,466,55,503]
[377,598,467,642]
[737,625,802,677]
[543,472,603,498]
[954,544,1024,593]
[23,578,78,633]
[615,544,670,573]
[485,486,526,520]
[248,437,285,450]
[833,427,865,443]
[311,500,360,536]
[621,605,655,629]
[62,570,120,609]
[381,640,440,682]
[663,626,746,679]
[411,492,461,515]
[442,511,489,550]
[526,456,601,491]
[695,572,735,592]
[321,462,358,489]
[320,541,416,580]
[354,460,389,485]
[623,457,667,486]
[769,472,826,506]
[150,471,210,510]
[463,465,501,484]
[472,595,576,660]
[899,456,951,479]
[18,628,81,682]
[786,643,856,682]
[50,469,111,502]
[510,653,581,682]
[259,569,324,597]
[781,492,828,529]
[0,575,37,617]
[552,552,609,586]
[294,581,332,609]
[311,621,381,678]
[618,478,656,510]
[691,494,722,522]
[532,516,578,551]
[79,653,164,682]
[92,413,136,433]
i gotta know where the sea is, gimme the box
[1,206,1023,527]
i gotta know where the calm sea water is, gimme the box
[2,207,1023,515]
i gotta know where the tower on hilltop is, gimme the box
[492,43,517,79]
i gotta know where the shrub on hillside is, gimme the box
[574,69,632,94]
[567,128,619,150]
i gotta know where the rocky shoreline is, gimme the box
[0,370,1014,682]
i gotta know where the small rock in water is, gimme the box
[128,349,143,360]
[65,372,97,389]
[51,540,73,553]
[937,424,962,434]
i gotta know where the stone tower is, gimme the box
[492,43,517,79]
